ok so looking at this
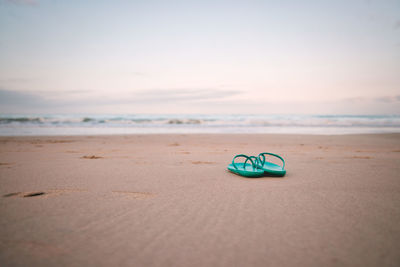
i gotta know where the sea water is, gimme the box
[0,114,399,136]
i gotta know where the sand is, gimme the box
[0,134,400,267]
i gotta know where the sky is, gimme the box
[0,0,399,115]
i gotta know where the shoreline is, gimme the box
[1,132,400,137]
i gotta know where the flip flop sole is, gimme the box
[227,163,265,178]
[257,162,286,177]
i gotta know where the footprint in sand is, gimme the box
[45,140,74,144]
[24,192,46,197]
[3,192,23,197]
[3,189,87,198]
[112,191,155,199]
[30,140,74,145]
[191,161,216,165]
[3,192,47,198]
[81,155,103,159]
[168,143,180,147]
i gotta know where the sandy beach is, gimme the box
[0,134,399,267]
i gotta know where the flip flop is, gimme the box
[257,152,286,177]
[227,154,264,178]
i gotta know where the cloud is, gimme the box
[3,0,38,6]
[0,88,242,113]
[132,88,242,103]
[375,95,400,103]
[2,87,397,115]
[342,95,400,103]
[0,89,45,106]
[0,77,34,83]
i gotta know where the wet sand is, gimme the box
[1,134,400,267]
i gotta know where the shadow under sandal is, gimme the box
[227,154,264,178]
[257,152,286,177]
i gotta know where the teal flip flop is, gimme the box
[227,154,264,178]
[257,152,286,177]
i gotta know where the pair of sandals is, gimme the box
[227,152,286,178]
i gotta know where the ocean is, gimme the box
[0,114,399,136]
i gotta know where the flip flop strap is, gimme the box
[258,152,285,169]
[232,154,257,170]
[244,156,259,168]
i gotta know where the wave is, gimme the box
[167,119,202,124]
[1,114,400,128]
[0,117,44,123]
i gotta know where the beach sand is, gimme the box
[0,134,399,267]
